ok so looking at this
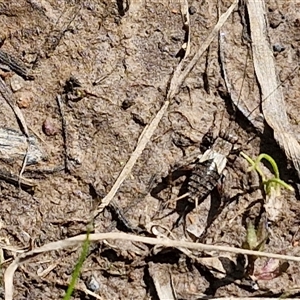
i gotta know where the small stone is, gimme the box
[86,275,100,292]
[273,43,285,53]
[16,91,34,108]
[189,6,197,15]
[121,99,134,110]
[42,118,58,136]
[10,74,25,92]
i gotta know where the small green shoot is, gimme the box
[243,219,268,252]
[240,152,294,195]
[242,219,268,276]
[63,230,90,300]
[241,152,293,279]
[242,219,290,280]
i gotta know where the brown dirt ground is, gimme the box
[1,0,300,299]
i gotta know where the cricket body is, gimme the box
[187,130,235,207]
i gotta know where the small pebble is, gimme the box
[42,118,58,136]
[10,74,25,92]
[189,6,197,15]
[121,99,134,110]
[273,43,285,53]
[16,91,34,108]
[86,275,100,292]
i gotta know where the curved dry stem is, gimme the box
[5,232,300,300]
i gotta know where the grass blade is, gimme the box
[63,230,90,300]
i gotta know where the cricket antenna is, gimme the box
[216,0,254,150]
[218,31,265,146]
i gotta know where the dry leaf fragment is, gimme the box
[246,0,300,180]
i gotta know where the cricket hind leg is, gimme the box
[150,157,217,226]
[150,160,195,200]
[190,187,223,241]
[149,160,196,223]
[173,180,224,239]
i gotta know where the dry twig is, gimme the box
[4,231,300,300]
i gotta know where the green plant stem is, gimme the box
[240,152,266,181]
[63,230,90,300]
[255,153,280,179]
[240,151,294,193]
[266,177,294,191]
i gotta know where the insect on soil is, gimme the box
[151,39,297,233]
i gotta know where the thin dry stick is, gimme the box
[92,101,170,217]
[0,77,29,137]
[56,94,70,172]
[179,0,191,57]
[93,0,238,216]
[167,0,238,100]
[18,148,29,188]
[4,231,300,300]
